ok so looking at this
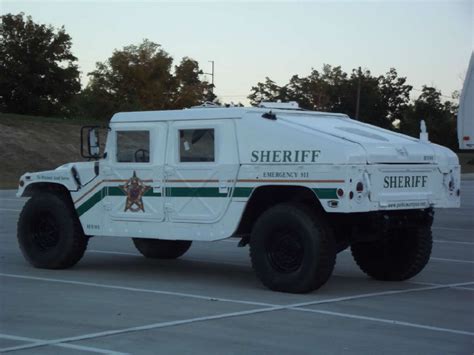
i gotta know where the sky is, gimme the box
[2,0,473,105]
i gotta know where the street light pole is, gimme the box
[204,60,215,93]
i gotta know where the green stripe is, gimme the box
[77,187,162,216]
[313,188,338,199]
[166,187,227,198]
[105,186,124,196]
[232,187,253,198]
[77,190,103,216]
[77,186,338,217]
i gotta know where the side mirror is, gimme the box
[88,128,100,157]
[81,125,106,160]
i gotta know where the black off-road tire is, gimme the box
[249,203,336,293]
[132,238,192,259]
[351,225,432,281]
[17,192,88,269]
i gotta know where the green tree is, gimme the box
[0,13,80,115]
[248,65,413,130]
[378,68,413,125]
[86,39,175,116]
[400,86,457,149]
[248,77,285,105]
[83,40,214,118]
[173,57,215,108]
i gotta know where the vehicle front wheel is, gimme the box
[249,203,336,293]
[351,224,432,281]
[132,238,192,259]
[17,192,88,269]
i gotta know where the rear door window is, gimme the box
[179,129,215,162]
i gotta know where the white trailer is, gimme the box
[458,52,474,149]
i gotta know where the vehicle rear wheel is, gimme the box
[132,238,192,259]
[17,192,88,269]
[249,203,336,293]
[351,225,432,281]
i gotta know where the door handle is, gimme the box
[219,180,229,194]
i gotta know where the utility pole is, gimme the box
[204,60,215,93]
[355,66,361,120]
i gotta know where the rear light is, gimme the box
[463,136,470,141]
[337,188,344,197]
[356,182,364,192]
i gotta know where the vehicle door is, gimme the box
[164,120,239,223]
[103,123,167,222]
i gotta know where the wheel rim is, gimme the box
[266,230,304,273]
[32,212,60,251]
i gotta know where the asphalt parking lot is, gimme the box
[0,182,473,354]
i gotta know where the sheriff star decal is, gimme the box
[120,171,151,212]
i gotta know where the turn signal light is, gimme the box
[356,182,364,192]
[337,188,344,197]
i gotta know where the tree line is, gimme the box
[0,13,459,149]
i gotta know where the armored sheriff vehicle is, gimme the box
[17,102,461,293]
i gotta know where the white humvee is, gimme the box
[17,102,461,293]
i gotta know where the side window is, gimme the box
[179,129,215,162]
[116,131,150,163]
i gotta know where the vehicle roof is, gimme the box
[110,107,348,123]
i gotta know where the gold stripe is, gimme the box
[74,179,154,204]
[166,179,220,183]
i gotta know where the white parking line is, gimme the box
[0,307,280,353]
[434,239,474,245]
[0,272,274,308]
[0,333,127,354]
[432,226,473,232]
[451,286,474,291]
[2,278,473,353]
[0,208,20,212]
[89,250,138,257]
[431,257,474,264]
[291,308,474,337]
[286,281,474,309]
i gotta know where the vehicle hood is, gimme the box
[279,114,441,164]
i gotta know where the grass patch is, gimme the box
[0,112,103,126]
